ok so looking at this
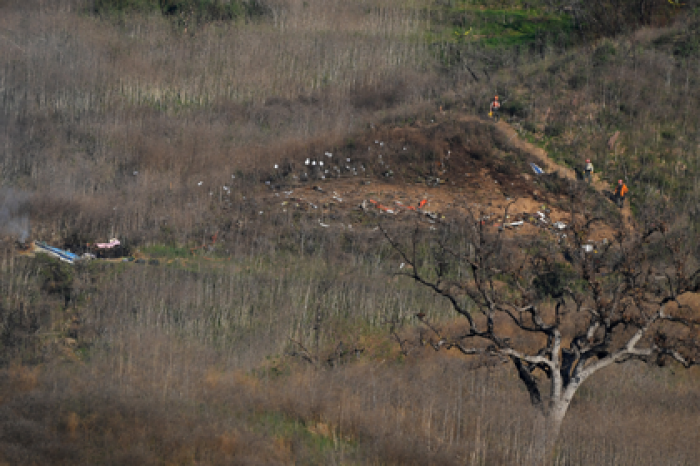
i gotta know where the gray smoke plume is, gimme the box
[0,188,31,243]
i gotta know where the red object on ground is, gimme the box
[369,199,392,212]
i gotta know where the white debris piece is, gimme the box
[553,221,567,230]
[582,244,594,253]
[198,181,203,186]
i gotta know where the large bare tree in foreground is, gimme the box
[384,202,700,455]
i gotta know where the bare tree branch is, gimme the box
[382,198,700,450]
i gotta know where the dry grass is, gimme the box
[2,1,700,464]
[0,0,447,245]
[4,239,700,464]
[2,340,700,465]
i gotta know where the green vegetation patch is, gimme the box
[432,4,575,48]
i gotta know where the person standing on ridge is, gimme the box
[490,95,501,122]
[584,159,594,184]
[614,179,628,208]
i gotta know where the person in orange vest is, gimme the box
[614,179,628,208]
[490,95,501,122]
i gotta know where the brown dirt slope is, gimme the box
[256,111,625,242]
[490,119,634,229]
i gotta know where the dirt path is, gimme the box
[487,118,634,228]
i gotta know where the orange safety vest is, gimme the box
[616,184,628,197]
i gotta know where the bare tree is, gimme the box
[545,0,680,35]
[383,202,700,456]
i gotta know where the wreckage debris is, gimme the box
[368,199,395,214]
[530,163,544,175]
[93,238,121,249]
[34,241,82,264]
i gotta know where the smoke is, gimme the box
[0,188,31,243]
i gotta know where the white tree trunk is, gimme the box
[542,382,578,461]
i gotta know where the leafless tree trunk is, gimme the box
[383,200,700,459]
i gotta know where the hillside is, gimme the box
[2,1,700,465]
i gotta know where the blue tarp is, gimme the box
[35,241,81,264]
[530,163,544,175]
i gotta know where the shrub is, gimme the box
[568,72,587,90]
[592,41,617,67]
[578,0,680,37]
[522,120,537,133]
[91,0,269,23]
[532,263,573,299]
[539,172,568,196]
[91,0,159,15]
[544,123,564,138]
[502,98,529,119]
